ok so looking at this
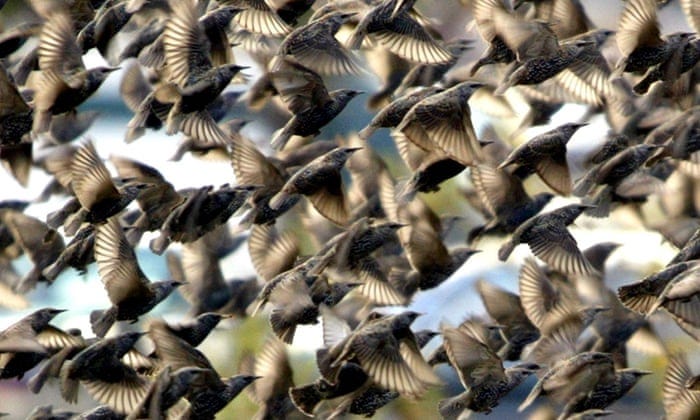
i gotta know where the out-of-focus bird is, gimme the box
[1,211,65,293]
[468,163,555,244]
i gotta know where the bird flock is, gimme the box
[0,0,699,418]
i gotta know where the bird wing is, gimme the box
[95,217,152,305]
[442,325,506,390]
[616,0,662,58]
[248,224,299,281]
[526,221,595,276]
[376,14,452,64]
[38,12,84,75]
[307,171,350,226]
[71,140,120,211]
[270,55,332,113]
[163,0,212,86]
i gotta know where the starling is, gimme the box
[60,331,150,414]
[64,140,151,236]
[437,323,539,419]
[618,261,700,340]
[468,163,555,244]
[663,353,700,420]
[274,11,360,76]
[633,34,700,94]
[518,256,584,335]
[487,7,593,94]
[316,217,406,306]
[613,0,689,76]
[127,366,209,420]
[518,351,615,412]
[90,217,183,337]
[0,63,32,146]
[380,178,479,296]
[470,0,518,76]
[347,0,452,64]
[108,155,186,245]
[572,144,663,217]
[499,122,587,195]
[269,56,363,150]
[391,133,468,201]
[160,1,246,135]
[0,308,72,380]
[150,183,257,254]
[476,279,540,361]
[573,144,661,197]
[149,321,259,420]
[239,336,299,419]
[499,204,597,276]
[269,147,361,226]
[231,137,296,226]
[151,313,228,348]
[326,311,441,397]
[32,12,118,133]
[292,307,437,417]
[396,80,486,167]
[1,211,65,293]
[42,224,95,282]
[168,232,250,316]
[357,86,441,141]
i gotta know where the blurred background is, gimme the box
[0,0,698,418]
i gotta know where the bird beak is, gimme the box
[107,67,121,73]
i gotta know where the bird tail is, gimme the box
[47,209,69,230]
[43,256,66,282]
[467,225,486,245]
[438,394,470,420]
[357,125,375,141]
[165,101,183,135]
[28,348,66,394]
[518,376,544,412]
[572,170,597,197]
[268,191,290,211]
[149,234,170,255]
[59,361,80,404]
[289,383,323,417]
[64,209,87,237]
[270,125,294,151]
[584,186,613,218]
[90,307,117,338]
[14,265,41,294]
[33,110,52,134]
[124,226,144,246]
[346,28,365,51]
[497,240,515,261]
